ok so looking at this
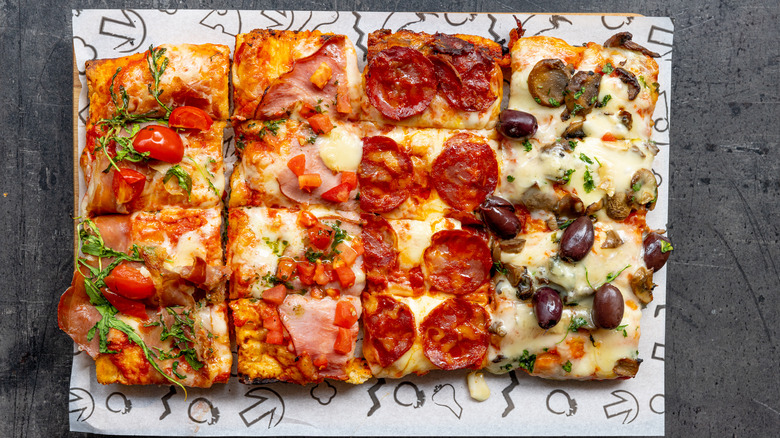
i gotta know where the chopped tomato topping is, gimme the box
[297,211,318,228]
[169,106,213,131]
[341,171,358,191]
[351,238,364,256]
[102,288,147,320]
[307,114,333,135]
[104,262,155,300]
[335,242,358,266]
[321,183,351,203]
[298,174,322,192]
[602,132,617,142]
[334,265,356,288]
[313,354,328,369]
[262,284,287,305]
[287,154,306,176]
[314,261,331,286]
[262,311,283,332]
[333,327,353,355]
[296,260,316,286]
[310,62,333,89]
[266,329,284,345]
[310,287,324,299]
[299,102,318,118]
[308,223,333,250]
[334,301,358,328]
[325,288,340,299]
[276,257,296,281]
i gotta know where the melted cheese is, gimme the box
[467,371,491,401]
[317,124,363,172]
[391,215,461,269]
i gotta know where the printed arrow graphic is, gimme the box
[603,390,639,424]
[99,10,146,52]
[239,387,285,428]
[366,378,385,417]
[159,386,176,420]
[501,371,519,418]
[68,388,95,422]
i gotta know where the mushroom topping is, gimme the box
[563,71,602,120]
[604,32,660,58]
[605,192,632,221]
[584,198,604,215]
[601,230,624,249]
[618,110,633,130]
[506,264,533,300]
[614,68,641,100]
[520,184,559,211]
[499,237,526,253]
[528,59,571,108]
[540,139,572,156]
[554,193,584,217]
[562,120,585,139]
[613,358,642,377]
[629,266,655,304]
[630,168,658,208]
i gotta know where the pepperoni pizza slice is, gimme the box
[227,206,370,384]
[232,29,362,122]
[58,208,231,387]
[86,44,230,125]
[361,30,506,129]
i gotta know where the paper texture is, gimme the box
[69,9,673,436]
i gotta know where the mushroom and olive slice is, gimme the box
[528,59,571,108]
[629,266,655,305]
[614,68,641,100]
[497,109,538,139]
[506,264,533,300]
[630,168,658,208]
[604,32,661,58]
[563,71,602,119]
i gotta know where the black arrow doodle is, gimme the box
[199,10,242,37]
[652,343,665,361]
[366,378,385,417]
[444,13,477,26]
[99,10,146,53]
[486,14,504,45]
[159,386,176,420]
[535,15,573,36]
[352,12,367,62]
[546,389,578,416]
[394,381,425,408]
[501,370,519,417]
[68,388,95,422]
[239,387,285,428]
[603,390,639,424]
[188,397,220,425]
[106,392,132,414]
[654,305,666,318]
[432,384,461,419]
[601,16,634,30]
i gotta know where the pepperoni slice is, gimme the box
[431,134,498,211]
[358,136,414,213]
[361,213,399,286]
[421,299,489,370]
[430,54,496,112]
[362,293,415,368]
[366,46,437,120]
[423,229,491,295]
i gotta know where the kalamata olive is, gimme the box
[497,109,538,139]
[592,283,624,329]
[643,233,672,271]
[533,287,563,329]
[480,196,522,239]
[559,216,594,262]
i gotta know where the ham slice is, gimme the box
[58,271,102,358]
[94,215,133,253]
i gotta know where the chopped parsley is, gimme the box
[615,324,628,337]
[605,265,631,283]
[262,272,293,290]
[639,75,649,89]
[263,237,289,256]
[573,88,584,99]
[602,62,614,75]
[558,316,588,343]
[506,175,516,182]
[558,219,575,230]
[597,94,613,108]
[570,103,584,117]
[523,140,533,152]
[304,248,324,263]
[579,153,593,165]
[534,97,543,105]
[632,182,642,192]
[568,140,578,150]
[257,119,286,138]
[660,241,674,253]
[516,350,536,373]
[493,261,509,275]
[548,97,561,108]
[560,169,575,185]
[562,360,572,373]
[329,220,350,252]
[583,169,595,193]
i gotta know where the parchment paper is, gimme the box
[70,9,673,436]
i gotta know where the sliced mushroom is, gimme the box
[630,266,655,304]
[563,71,602,120]
[613,358,643,377]
[488,320,507,336]
[520,184,559,211]
[528,59,571,108]
[584,198,604,215]
[601,230,624,249]
[500,237,526,253]
[490,239,502,262]
[630,168,658,208]
[539,139,571,156]
[604,32,661,58]
[618,110,633,130]
[505,264,533,300]
[606,192,632,221]
[554,193,584,216]
[614,68,641,100]
[562,120,585,139]
[629,144,646,159]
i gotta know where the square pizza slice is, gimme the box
[361,29,506,129]
[232,29,362,122]
[227,206,370,384]
[86,44,230,125]
[81,121,225,216]
[57,208,231,387]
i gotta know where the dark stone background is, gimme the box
[0,0,777,436]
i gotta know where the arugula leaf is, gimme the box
[163,165,192,200]
[558,219,575,230]
[187,155,220,198]
[604,264,631,283]
[145,45,172,117]
[660,241,674,253]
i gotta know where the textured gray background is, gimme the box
[0,0,778,437]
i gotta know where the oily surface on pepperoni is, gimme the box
[420,298,489,370]
[358,136,414,213]
[430,34,497,112]
[361,213,399,285]
[365,46,437,120]
[362,293,416,368]
[423,229,492,295]
[431,134,498,211]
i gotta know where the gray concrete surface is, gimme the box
[0,0,778,436]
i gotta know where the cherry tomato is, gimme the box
[104,262,156,300]
[112,168,146,204]
[133,125,184,163]
[102,288,148,320]
[168,106,214,131]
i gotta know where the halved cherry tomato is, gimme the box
[334,264,356,288]
[265,329,284,345]
[111,168,146,204]
[333,327,353,355]
[287,154,306,176]
[307,114,333,135]
[298,174,322,192]
[341,171,357,191]
[334,301,358,328]
[169,106,214,131]
[262,284,288,305]
[321,183,351,203]
[104,262,156,300]
[133,125,184,163]
[102,288,148,320]
[308,223,333,250]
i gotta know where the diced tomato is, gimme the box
[298,174,322,192]
[310,287,324,299]
[102,288,148,320]
[335,265,356,288]
[112,168,146,204]
[287,154,306,176]
[334,301,358,328]
[307,114,333,135]
[262,284,287,305]
[297,211,318,228]
[313,355,328,369]
[341,171,357,191]
[296,260,316,286]
[262,311,283,332]
[602,132,617,142]
[168,106,213,131]
[104,262,156,300]
[321,183,351,203]
[276,257,296,281]
[314,262,331,286]
[299,102,318,118]
[335,242,358,266]
[308,223,333,250]
[265,329,284,345]
[351,238,364,256]
[333,327,353,355]
[325,288,340,299]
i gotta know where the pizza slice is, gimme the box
[361,29,506,129]
[227,206,370,384]
[86,44,230,125]
[81,120,225,216]
[58,208,231,387]
[232,29,362,121]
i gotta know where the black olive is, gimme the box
[533,287,563,329]
[498,109,538,139]
[480,196,522,240]
[643,233,672,271]
[559,216,594,262]
[592,283,624,329]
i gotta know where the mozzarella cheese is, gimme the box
[317,124,363,172]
